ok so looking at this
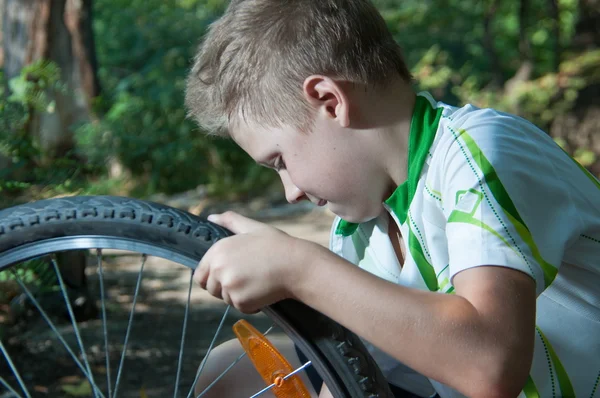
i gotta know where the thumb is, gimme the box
[207,211,267,234]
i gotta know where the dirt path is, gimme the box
[0,204,335,398]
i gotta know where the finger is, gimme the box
[238,302,261,315]
[237,300,261,315]
[221,291,233,307]
[193,270,207,290]
[206,276,223,300]
[207,211,267,234]
[194,258,209,289]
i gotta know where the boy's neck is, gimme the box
[355,79,416,192]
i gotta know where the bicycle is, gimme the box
[0,195,393,398]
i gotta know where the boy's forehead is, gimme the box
[229,118,259,144]
[229,120,273,156]
[230,119,297,160]
[230,117,285,143]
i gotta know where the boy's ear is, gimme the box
[303,75,350,128]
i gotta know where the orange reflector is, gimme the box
[233,320,312,398]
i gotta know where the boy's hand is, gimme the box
[194,211,321,313]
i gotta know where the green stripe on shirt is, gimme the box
[458,130,558,288]
[407,222,438,291]
[523,376,540,398]
[537,326,575,397]
[448,209,521,257]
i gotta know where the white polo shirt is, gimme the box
[329,92,600,397]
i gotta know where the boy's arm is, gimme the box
[318,383,333,398]
[198,211,536,398]
[291,242,536,398]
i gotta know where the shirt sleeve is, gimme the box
[439,110,581,296]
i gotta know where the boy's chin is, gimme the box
[330,204,380,224]
[343,215,379,223]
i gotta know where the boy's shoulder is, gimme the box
[429,94,600,225]
[430,94,542,139]
[428,94,555,165]
[411,93,550,167]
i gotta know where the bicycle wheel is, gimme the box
[0,196,393,398]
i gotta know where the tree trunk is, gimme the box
[3,0,100,320]
[3,0,100,161]
[482,0,503,88]
[504,0,534,98]
[548,0,560,72]
[0,0,4,67]
[571,0,600,51]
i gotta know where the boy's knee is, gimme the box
[194,338,245,396]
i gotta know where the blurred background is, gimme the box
[0,0,598,208]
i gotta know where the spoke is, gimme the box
[11,272,106,398]
[173,270,194,398]
[112,254,147,397]
[248,361,313,398]
[195,325,275,398]
[0,376,24,398]
[186,305,231,398]
[194,352,246,398]
[51,255,100,398]
[96,249,113,398]
[0,340,31,398]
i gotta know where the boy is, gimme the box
[185,0,600,397]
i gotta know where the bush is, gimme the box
[76,0,276,197]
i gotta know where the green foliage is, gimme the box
[449,42,600,131]
[0,61,104,203]
[377,0,597,174]
[85,0,594,197]
[0,258,58,292]
[10,0,598,202]
[76,0,275,197]
[0,61,61,161]
[0,61,61,194]
[7,60,62,112]
[378,0,580,100]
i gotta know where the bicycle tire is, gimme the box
[0,195,394,398]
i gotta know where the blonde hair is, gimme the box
[185,0,412,136]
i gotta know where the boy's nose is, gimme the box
[280,171,307,204]
[285,185,308,204]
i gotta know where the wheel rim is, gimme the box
[0,236,198,270]
[0,237,323,398]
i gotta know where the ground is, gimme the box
[0,199,334,398]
